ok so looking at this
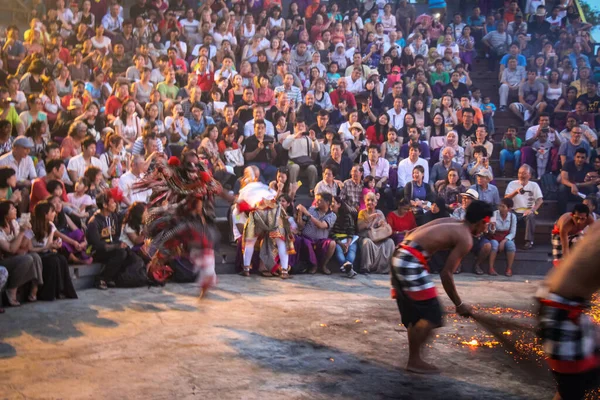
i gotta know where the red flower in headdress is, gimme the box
[107,187,124,203]
[168,156,181,167]
[199,171,212,183]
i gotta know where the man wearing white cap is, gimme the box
[0,136,37,212]
[470,169,500,209]
[451,188,478,221]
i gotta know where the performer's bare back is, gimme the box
[405,218,474,259]
[547,221,600,300]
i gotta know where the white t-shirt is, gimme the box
[179,19,200,36]
[67,192,94,211]
[505,180,543,211]
[67,154,102,181]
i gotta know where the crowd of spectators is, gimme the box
[0,0,598,312]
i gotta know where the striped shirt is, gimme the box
[391,240,437,301]
[273,85,303,106]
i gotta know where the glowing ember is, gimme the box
[329,358,334,362]
[460,338,500,348]
[319,324,327,327]
[355,320,361,323]
[503,331,512,336]
[363,330,368,334]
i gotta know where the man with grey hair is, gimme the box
[118,154,151,207]
[430,147,463,188]
[504,164,543,250]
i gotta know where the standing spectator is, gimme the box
[558,148,597,214]
[505,165,544,250]
[296,193,337,275]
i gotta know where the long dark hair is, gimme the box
[374,113,389,143]
[32,200,54,242]
[123,202,145,234]
[0,167,16,189]
[0,200,14,228]
[431,112,446,137]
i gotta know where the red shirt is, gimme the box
[105,95,126,119]
[30,177,69,212]
[169,58,187,74]
[386,211,417,233]
[330,89,356,110]
[196,70,214,92]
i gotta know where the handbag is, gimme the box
[488,213,513,242]
[368,222,393,242]
[291,136,315,167]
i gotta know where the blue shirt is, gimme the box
[558,140,591,164]
[470,184,500,208]
[500,54,527,67]
[189,115,215,140]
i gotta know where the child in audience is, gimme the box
[467,146,493,183]
[481,95,496,134]
[120,202,149,261]
[360,176,378,210]
[326,62,341,89]
[499,126,522,175]
[67,178,95,216]
[531,128,551,178]
[46,180,89,220]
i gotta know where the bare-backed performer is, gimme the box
[390,200,493,374]
[539,221,600,400]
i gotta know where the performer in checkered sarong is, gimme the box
[551,204,593,267]
[538,219,600,400]
[390,200,493,374]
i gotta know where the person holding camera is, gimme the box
[282,119,320,192]
[244,119,278,183]
[520,113,563,174]
[164,103,191,145]
[505,165,543,250]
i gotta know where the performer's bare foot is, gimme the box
[406,359,441,375]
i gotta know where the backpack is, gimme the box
[540,172,558,200]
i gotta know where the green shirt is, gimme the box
[0,105,21,128]
[502,137,522,152]
[156,82,179,100]
[430,71,450,86]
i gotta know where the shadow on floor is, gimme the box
[221,327,539,400]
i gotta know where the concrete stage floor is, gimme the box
[0,275,573,399]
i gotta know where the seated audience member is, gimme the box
[48,195,91,264]
[466,145,493,182]
[363,144,393,207]
[60,121,89,160]
[339,165,364,213]
[520,113,562,175]
[0,136,37,213]
[86,189,144,290]
[558,125,591,165]
[119,202,148,260]
[436,167,467,210]
[488,198,517,277]
[314,166,342,197]
[356,192,395,274]
[99,132,127,184]
[36,142,73,185]
[499,125,522,175]
[118,155,152,207]
[322,141,353,181]
[470,169,500,209]
[28,200,78,301]
[504,165,543,250]
[0,200,41,306]
[269,167,298,200]
[30,159,69,212]
[404,165,434,219]
[329,196,358,278]
[439,131,465,165]
[399,126,431,160]
[0,167,23,205]
[67,178,95,217]
[283,119,320,192]
[421,196,451,224]
[386,197,417,244]
[397,143,429,190]
[451,188,479,221]
[67,136,102,183]
[430,147,462,187]
[244,119,278,183]
[464,125,493,167]
[296,193,337,275]
[509,69,546,126]
[558,148,598,214]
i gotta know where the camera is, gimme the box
[541,127,549,133]
[178,111,184,117]
[302,215,310,223]
[519,188,525,194]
